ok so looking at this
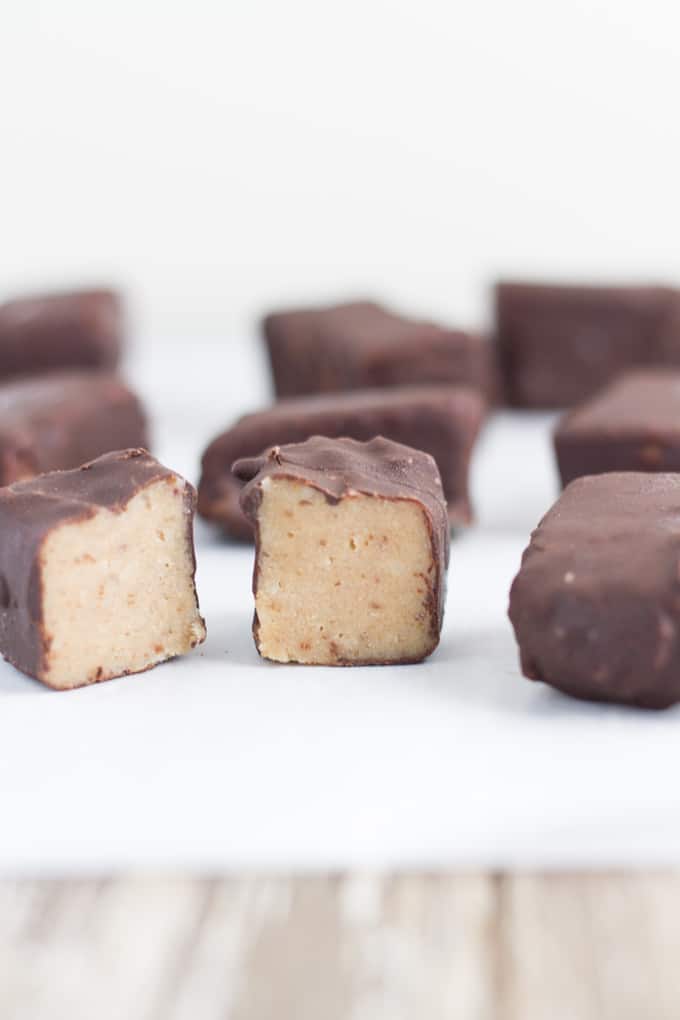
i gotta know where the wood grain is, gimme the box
[0,875,677,1019]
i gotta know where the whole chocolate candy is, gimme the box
[496,281,680,408]
[263,300,496,400]
[554,369,680,486]
[0,288,123,379]
[0,371,147,484]
[198,384,485,539]
[509,472,680,708]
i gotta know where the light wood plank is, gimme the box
[0,874,679,1020]
[499,873,680,1020]
[227,875,496,1020]
[499,874,602,1020]
[0,875,496,1020]
[0,878,207,1020]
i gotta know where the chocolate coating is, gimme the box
[263,300,495,400]
[509,472,680,708]
[0,449,199,684]
[0,288,123,379]
[555,370,680,486]
[0,371,148,484]
[198,385,486,539]
[236,435,450,662]
[496,282,680,408]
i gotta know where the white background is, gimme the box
[2,2,680,872]
[2,0,680,340]
[4,343,680,875]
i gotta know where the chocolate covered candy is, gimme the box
[198,385,485,539]
[263,300,494,400]
[0,449,205,690]
[555,370,680,486]
[496,282,680,408]
[509,472,680,708]
[0,288,123,379]
[0,371,147,485]
[235,436,449,665]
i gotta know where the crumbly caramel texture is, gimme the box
[254,477,439,664]
[39,476,205,689]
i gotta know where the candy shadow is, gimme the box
[199,609,261,667]
[431,626,680,721]
[0,663,51,697]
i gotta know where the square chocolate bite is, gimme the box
[263,300,495,401]
[0,371,147,485]
[509,472,680,708]
[0,449,205,689]
[198,384,485,539]
[496,281,680,407]
[555,370,680,487]
[235,436,449,665]
[0,288,123,379]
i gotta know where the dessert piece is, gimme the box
[509,472,680,708]
[496,281,680,408]
[198,385,486,539]
[0,371,148,485]
[235,435,449,665]
[0,288,123,379]
[555,370,680,486]
[263,300,496,400]
[0,449,205,690]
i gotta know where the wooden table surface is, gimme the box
[1,874,679,1019]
